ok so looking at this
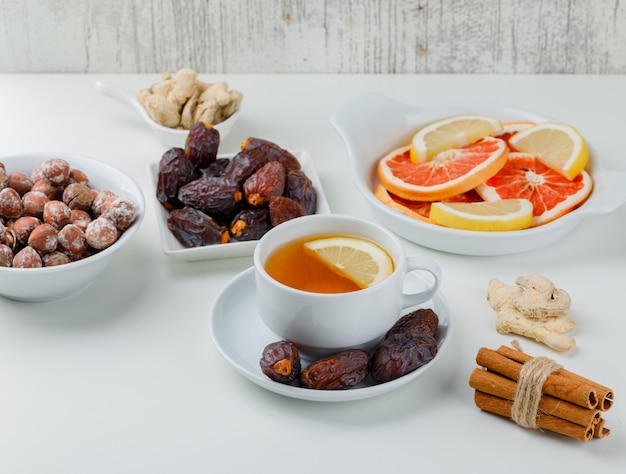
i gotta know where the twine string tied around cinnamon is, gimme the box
[511,355,562,428]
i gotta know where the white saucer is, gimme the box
[208,267,454,402]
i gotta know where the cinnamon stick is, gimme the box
[593,418,611,439]
[496,345,614,411]
[469,368,601,428]
[474,390,594,442]
[476,347,598,409]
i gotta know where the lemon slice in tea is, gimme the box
[303,237,394,289]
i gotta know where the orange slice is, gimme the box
[430,198,534,231]
[410,114,503,162]
[476,152,593,226]
[377,138,508,202]
[508,122,588,180]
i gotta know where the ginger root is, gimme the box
[486,274,576,351]
[135,68,242,130]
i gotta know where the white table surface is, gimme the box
[0,73,624,473]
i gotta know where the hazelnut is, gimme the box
[62,183,93,211]
[102,195,138,230]
[22,191,49,218]
[28,223,58,253]
[0,165,7,189]
[69,168,89,185]
[31,163,45,183]
[7,171,33,196]
[43,200,71,229]
[69,209,91,232]
[91,189,116,216]
[58,224,87,254]
[0,220,7,243]
[31,179,63,201]
[85,216,118,250]
[12,246,42,268]
[0,243,13,267]
[0,223,16,250]
[42,251,71,267]
[12,216,41,244]
[39,158,71,186]
[0,187,23,218]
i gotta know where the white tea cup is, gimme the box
[253,214,441,359]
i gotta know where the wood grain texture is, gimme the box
[1,0,625,73]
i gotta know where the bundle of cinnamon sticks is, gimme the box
[469,345,614,441]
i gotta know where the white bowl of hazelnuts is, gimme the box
[0,152,145,302]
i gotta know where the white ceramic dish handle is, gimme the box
[94,79,150,119]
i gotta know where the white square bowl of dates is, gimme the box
[149,142,331,261]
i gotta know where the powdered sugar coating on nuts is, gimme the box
[58,224,87,254]
[13,246,43,268]
[39,158,71,186]
[102,196,138,230]
[0,158,139,268]
[85,217,118,250]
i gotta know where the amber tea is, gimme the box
[264,234,392,293]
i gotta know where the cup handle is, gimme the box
[401,257,442,309]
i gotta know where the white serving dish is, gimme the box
[331,92,626,256]
[0,152,145,302]
[148,149,332,261]
[95,79,241,148]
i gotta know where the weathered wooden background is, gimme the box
[1,0,625,74]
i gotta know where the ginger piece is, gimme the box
[193,97,220,125]
[135,68,242,129]
[141,94,181,128]
[181,90,200,130]
[166,68,199,109]
[486,274,576,351]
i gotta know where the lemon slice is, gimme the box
[429,198,533,231]
[410,114,503,163]
[303,237,394,289]
[508,122,588,180]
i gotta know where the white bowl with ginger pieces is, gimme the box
[331,92,626,256]
[95,71,242,149]
[0,152,145,302]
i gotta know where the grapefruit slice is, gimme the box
[476,152,593,226]
[429,199,534,231]
[508,122,588,180]
[375,185,484,222]
[377,137,508,202]
[410,114,503,162]
[374,185,431,221]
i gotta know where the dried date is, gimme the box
[285,169,317,215]
[185,122,220,170]
[268,195,306,227]
[299,349,370,390]
[260,340,301,384]
[157,147,196,209]
[385,308,439,340]
[230,208,271,241]
[370,333,438,383]
[223,148,270,186]
[202,158,230,178]
[243,161,286,207]
[167,207,230,247]
[177,176,242,216]
[240,137,301,172]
